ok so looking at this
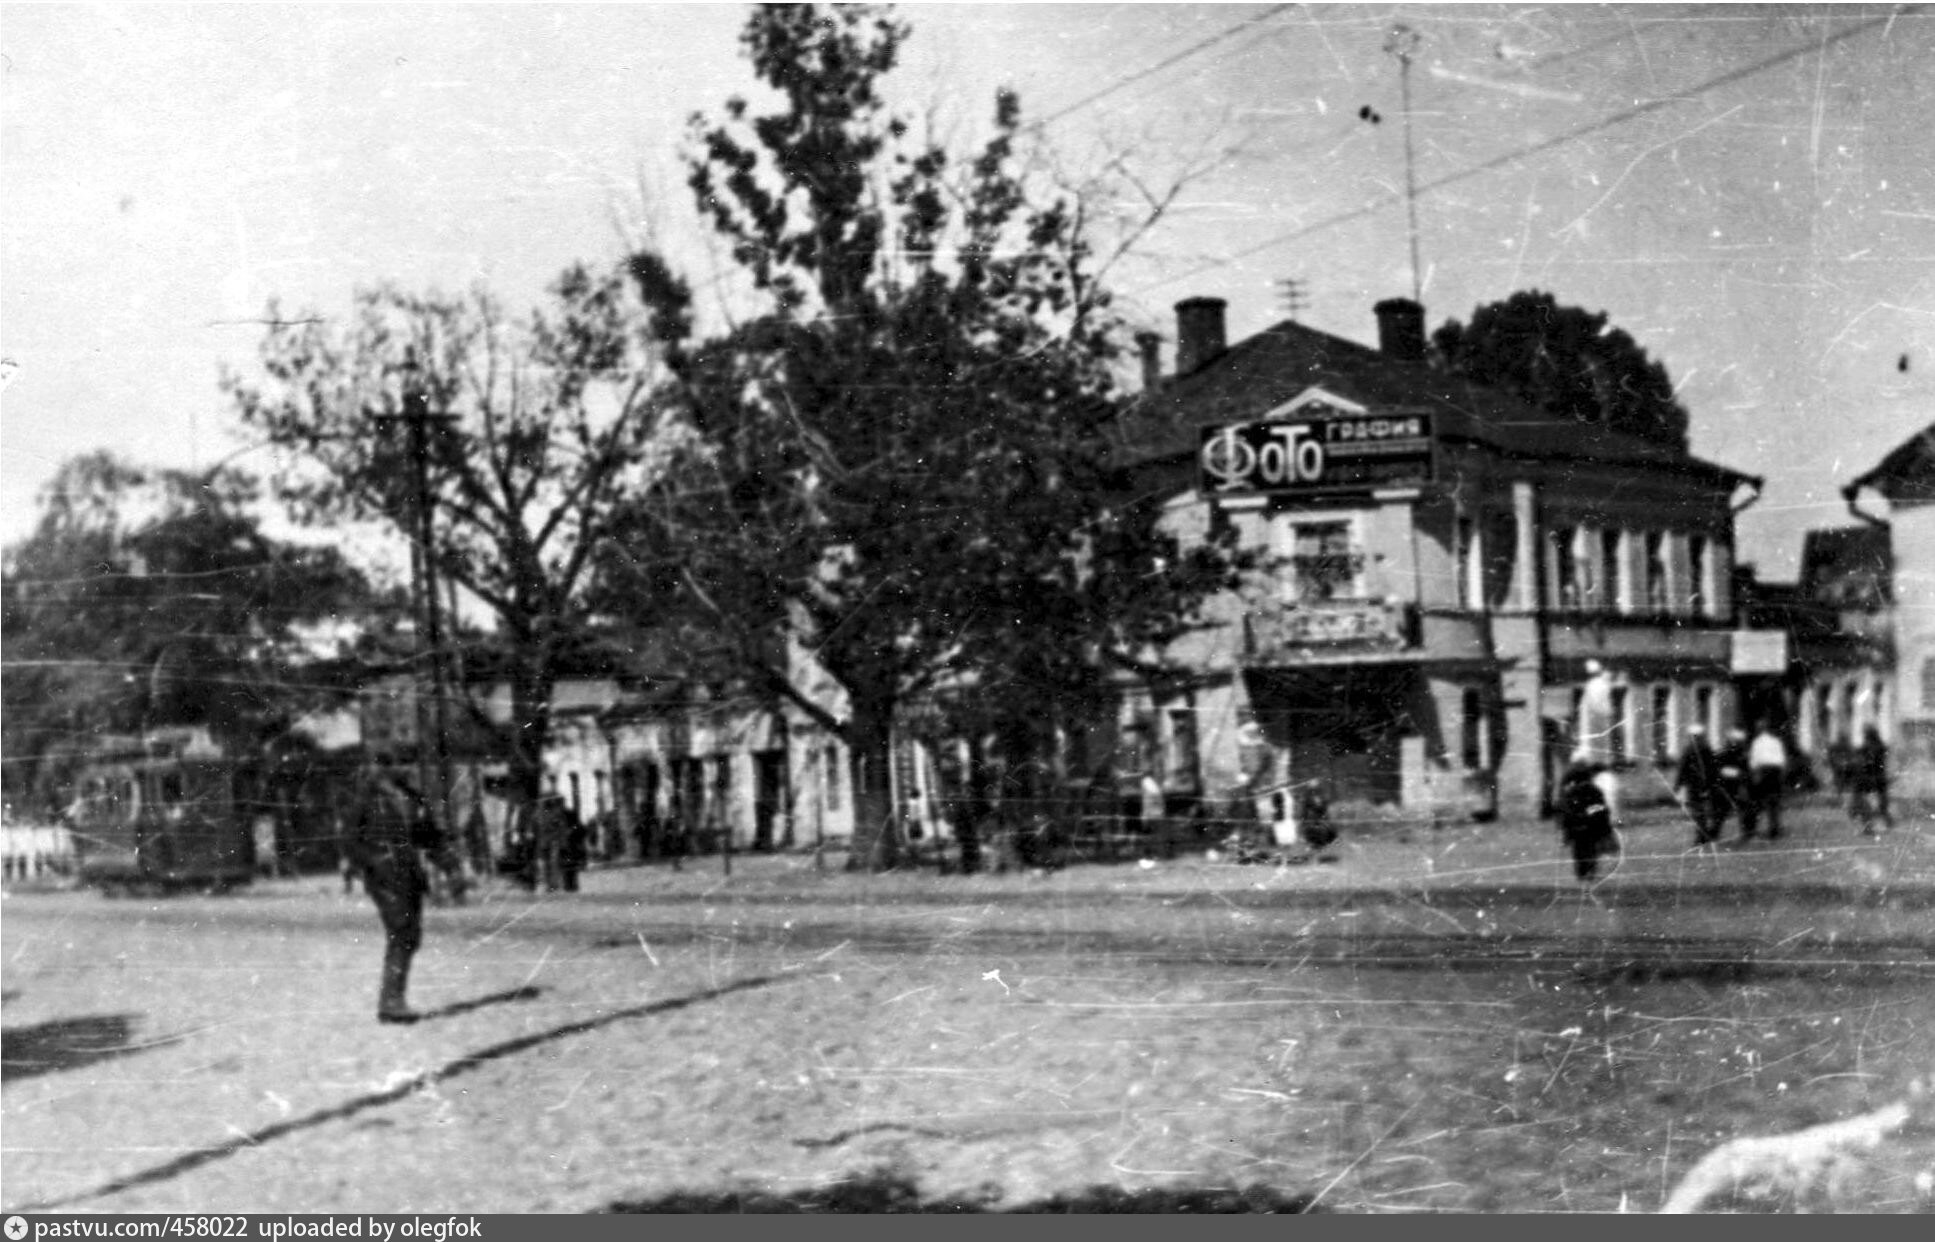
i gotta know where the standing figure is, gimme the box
[1748,722,1788,840]
[1558,753,1617,882]
[1672,724,1725,847]
[558,799,589,892]
[346,769,435,1024]
[1850,725,1893,834]
[1717,727,1752,841]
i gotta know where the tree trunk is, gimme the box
[843,703,901,872]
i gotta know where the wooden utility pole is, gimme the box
[390,351,460,869]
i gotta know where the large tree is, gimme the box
[615,4,1240,870]
[224,269,698,824]
[1,452,373,810]
[1432,289,1691,451]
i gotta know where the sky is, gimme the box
[3,2,1932,580]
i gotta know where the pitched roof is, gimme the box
[1846,422,1935,504]
[1113,317,1755,487]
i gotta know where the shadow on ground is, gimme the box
[604,1167,1320,1213]
[1,1014,184,1083]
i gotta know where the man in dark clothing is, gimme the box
[1672,724,1725,847]
[558,799,589,892]
[1558,755,1617,882]
[346,770,442,1024]
[1850,725,1893,833]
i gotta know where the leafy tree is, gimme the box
[1432,290,1690,450]
[223,270,699,824]
[615,4,1241,870]
[1,452,372,811]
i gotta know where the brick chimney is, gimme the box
[1174,297,1227,376]
[1135,331,1163,391]
[1373,297,1427,361]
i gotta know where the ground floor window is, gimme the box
[1461,687,1484,769]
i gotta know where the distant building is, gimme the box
[1108,295,1767,822]
[1734,526,1892,780]
[1842,421,1935,797]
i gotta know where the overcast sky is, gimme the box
[3,3,1931,578]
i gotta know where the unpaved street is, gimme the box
[5,803,1934,1213]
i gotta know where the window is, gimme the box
[1603,528,1623,612]
[1291,521,1360,602]
[1645,532,1668,613]
[1695,684,1715,737]
[1688,535,1710,615]
[822,746,843,811]
[1651,685,1673,761]
[1455,516,1482,610]
[1461,688,1485,769]
[1164,707,1201,791]
[1574,526,1598,608]
[1610,687,1629,763]
[1551,526,1578,609]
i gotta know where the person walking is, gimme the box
[345,768,440,1025]
[1849,725,1893,834]
[1747,722,1789,841]
[1672,724,1725,847]
[1558,753,1617,883]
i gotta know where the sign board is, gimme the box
[1731,629,1790,675]
[1200,408,1434,497]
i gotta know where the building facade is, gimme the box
[1842,422,1935,798]
[1112,296,1763,824]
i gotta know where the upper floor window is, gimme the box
[1602,528,1624,612]
[1551,525,1579,609]
[1456,516,1485,611]
[1645,531,1669,613]
[1291,521,1361,602]
[1688,534,1710,615]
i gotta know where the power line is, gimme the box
[1033,5,1298,128]
[1134,7,1912,295]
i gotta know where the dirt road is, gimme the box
[5,800,1932,1213]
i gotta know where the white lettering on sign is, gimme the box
[1256,424,1326,485]
[1201,413,1433,495]
[1328,417,1423,442]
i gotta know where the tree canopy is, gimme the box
[615,3,1240,869]
[1432,290,1691,450]
[224,268,700,817]
[1,452,373,810]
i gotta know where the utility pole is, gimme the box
[389,350,461,873]
[1384,22,1425,305]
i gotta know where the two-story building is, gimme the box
[1111,295,1764,824]
[1841,421,1935,799]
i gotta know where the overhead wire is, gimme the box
[1031,4,1299,128]
[1128,6,1914,295]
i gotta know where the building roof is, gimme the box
[1113,316,1757,488]
[1846,421,1935,504]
